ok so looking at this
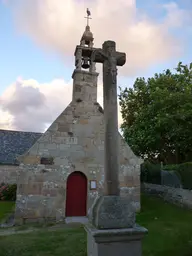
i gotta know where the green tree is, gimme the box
[119,62,192,164]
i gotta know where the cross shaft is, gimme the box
[92,41,126,195]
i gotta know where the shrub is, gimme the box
[0,183,17,201]
[177,162,192,190]
[141,161,192,189]
[141,161,161,184]
[163,164,179,171]
[163,162,192,189]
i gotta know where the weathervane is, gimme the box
[84,8,92,26]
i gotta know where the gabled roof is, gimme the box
[0,129,42,165]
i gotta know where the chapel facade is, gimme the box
[12,25,142,223]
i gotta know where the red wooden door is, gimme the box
[66,172,87,217]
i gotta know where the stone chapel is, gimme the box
[0,24,142,224]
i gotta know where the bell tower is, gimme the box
[72,9,99,103]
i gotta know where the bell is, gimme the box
[82,57,90,69]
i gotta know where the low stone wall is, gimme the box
[0,165,19,184]
[142,183,192,210]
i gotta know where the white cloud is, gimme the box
[0,109,13,130]
[1,0,191,132]
[0,78,71,132]
[0,77,122,132]
[162,2,192,28]
[6,0,190,75]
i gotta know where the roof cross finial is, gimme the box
[84,8,92,26]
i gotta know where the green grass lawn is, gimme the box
[0,201,15,222]
[0,195,192,256]
[137,196,192,256]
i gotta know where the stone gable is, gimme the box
[15,99,142,223]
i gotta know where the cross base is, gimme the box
[85,224,148,256]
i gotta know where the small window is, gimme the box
[40,157,54,165]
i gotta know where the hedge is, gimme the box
[163,164,179,171]
[140,161,161,185]
[141,161,192,190]
[177,162,192,190]
[0,183,17,201]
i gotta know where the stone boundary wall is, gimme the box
[142,183,192,210]
[0,165,19,184]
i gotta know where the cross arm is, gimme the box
[91,49,126,66]
[115,51,126,66]
[91,49,107,64]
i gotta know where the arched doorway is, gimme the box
[65,171,87,217]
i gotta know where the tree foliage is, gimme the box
[119,62,192,164]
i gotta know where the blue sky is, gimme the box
[0,0,192,131]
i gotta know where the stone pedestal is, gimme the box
[89,195,136,229]
[86,195,148,256]
[85,224,147,256]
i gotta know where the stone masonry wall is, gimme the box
[14,100,141,223]
[0,165,20,184]
[142,183,192,210]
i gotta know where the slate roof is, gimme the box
[0,129,42,165]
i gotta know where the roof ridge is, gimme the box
[0,129,42,134]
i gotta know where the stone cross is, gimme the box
[92,41,126,196]
[87,41,147,256]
